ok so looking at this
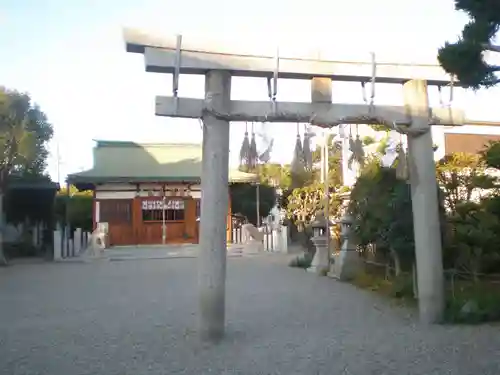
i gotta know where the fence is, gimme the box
[230,224,289,253]
[53,225,92,260]
[4,221,48,250]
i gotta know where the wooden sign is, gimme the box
[141,199,185,210]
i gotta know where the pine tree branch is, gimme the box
[484,43,500,52]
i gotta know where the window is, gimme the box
[100,200,132,224]
[141,199,185,222]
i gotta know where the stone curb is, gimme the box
[39,250,284,265]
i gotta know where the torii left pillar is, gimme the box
[198,70,231,341]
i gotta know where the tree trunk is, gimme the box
[0,193,8,266]
[390,247,402,277]
[471,256,481,284]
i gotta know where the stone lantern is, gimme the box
[339,213,354,243]
[327,211,362,281]
[311,216,327,237]
[307,212,333,275]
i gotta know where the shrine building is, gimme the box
[67,140,257,246]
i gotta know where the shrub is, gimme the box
[288,252,313,269]
[444,280,500,324]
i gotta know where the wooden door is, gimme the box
[99,199,135,246]
[137,197,190,244]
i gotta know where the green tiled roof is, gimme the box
[67,140,257,184]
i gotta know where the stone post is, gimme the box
[53,230,62,261]
[280,225,288,253]
[32,223,39,248]
[74,228,82,255]
[198,70,231,342]
[404,79,445,324]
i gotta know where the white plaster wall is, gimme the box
[433,125,500,161]
[95,191,136,199]
[431,126,446,161]
[96,183,201,191]
[95,183,135,191]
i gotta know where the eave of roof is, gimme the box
[67,140,259,185]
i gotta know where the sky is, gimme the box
[2,0,500,183]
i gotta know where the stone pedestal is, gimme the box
[275,225,288,253]
[307,235,329,274]
[328,246,361,281]
[243,239,264,254]
[242,223,264,253]
[327,212,361,281]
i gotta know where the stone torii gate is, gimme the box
[123,29,468,340]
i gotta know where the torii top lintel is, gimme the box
[123,28,459,86]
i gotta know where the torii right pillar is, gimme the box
[404,79,445,324]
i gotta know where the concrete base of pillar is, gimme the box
[327,250,361,281]
[243,239,263,254]
[326,257,336,278]
[307,236,329,275]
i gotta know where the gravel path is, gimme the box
[0,253,499,375]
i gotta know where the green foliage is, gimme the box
[0,87,53,265]
[436,152,496,211]
[438,0,500,89]
[481,140,500,169]
[362,135,376,146]
[347,144,500,323]
[445,280,500,324]
[288,252,313,269]
[230,182,275,226]
[54,188,94,232]
[242,163,293,190]
[4,183,57,224]
[289,168,316,190]
[285,134,344,230]
[369,124,390,133]
[0,87,53,181]
[286,182,343,226]
[352,270,415,301]
[375,131,390,155]
[436,152,500,274]
[445,200,500,277]
[348,163,415,270]
[67,195,93,232]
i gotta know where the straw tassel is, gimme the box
[348,125,365,169]
[291,124,305,175]
[249,123,259,170]
[239,123,251,170]
[395,142,409,181]
[353,134,365,168]
[304,127,314,171]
